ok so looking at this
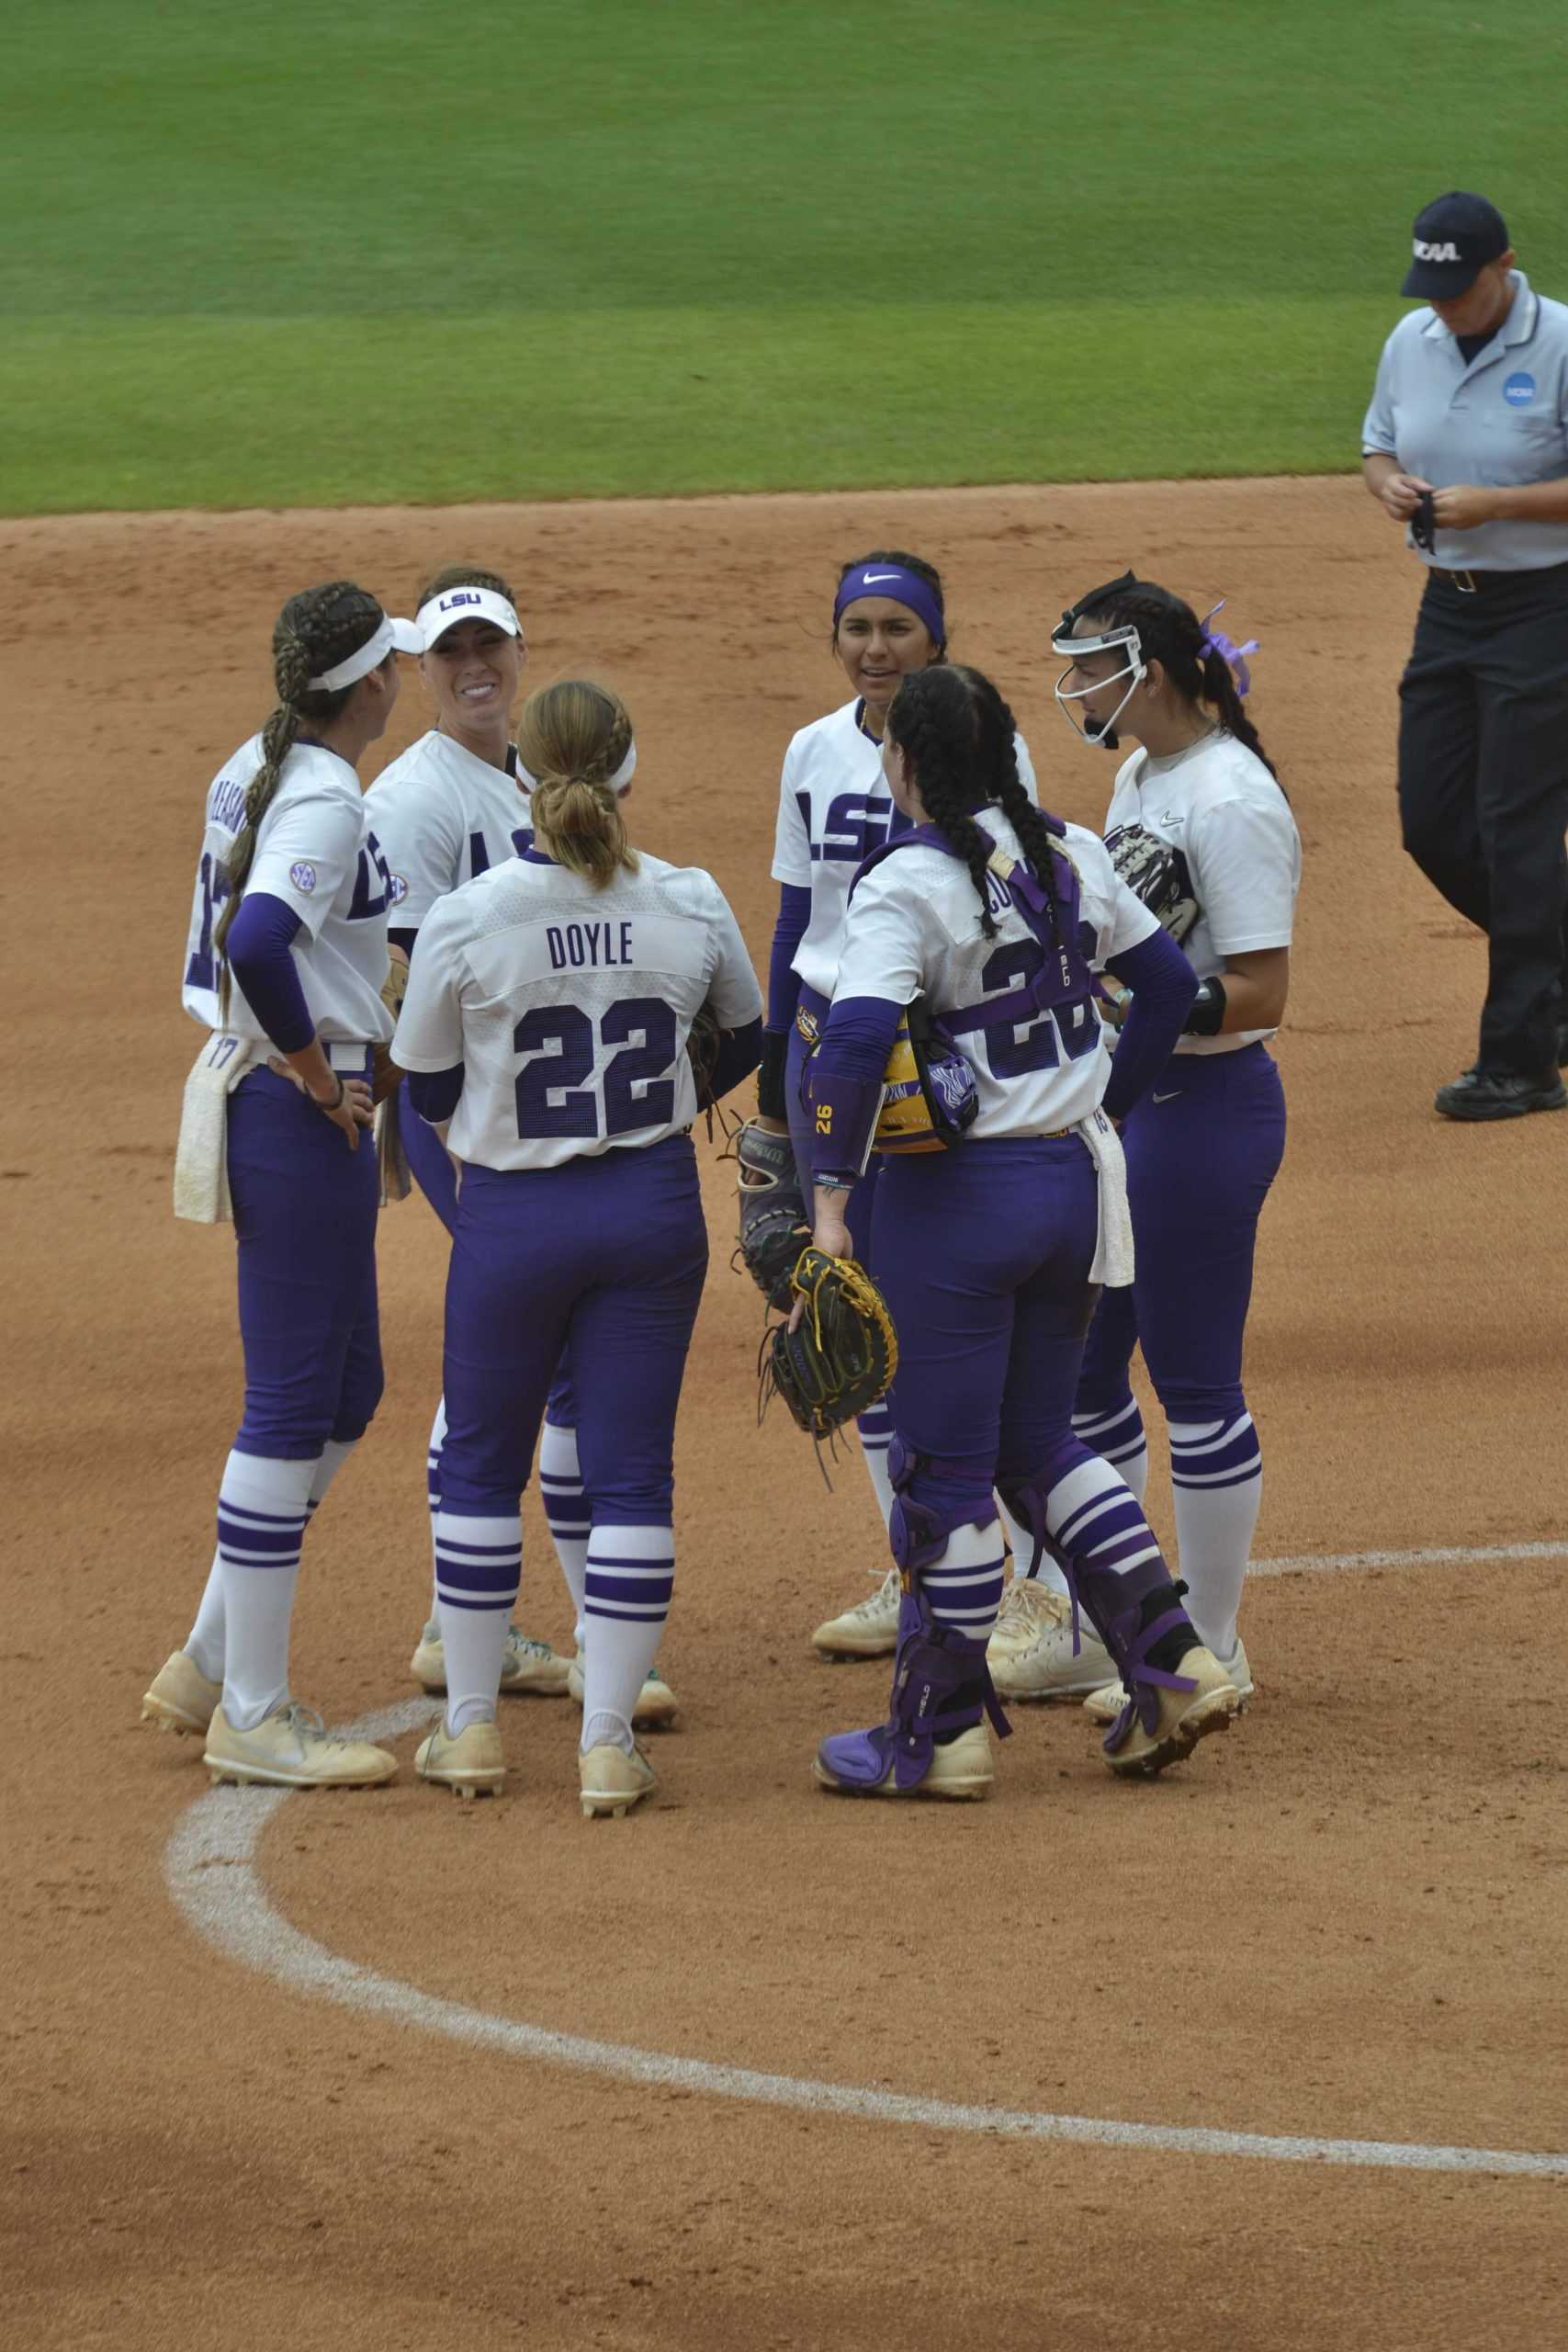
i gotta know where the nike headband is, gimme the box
[833,563,946,647]
[309,613,423,692]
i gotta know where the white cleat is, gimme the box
[410,1619,570,1697]
[204,1702,397,1790]
[579,1743,658,1819]
[567,1655,678,1729]
[1084,1633,1255,1725]
[988,1584,1113,1701]
[141,1650,221,1736]
[415,1719,505,1799]
[812,1565,901,1659]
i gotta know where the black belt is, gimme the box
[1427,560,1568,597]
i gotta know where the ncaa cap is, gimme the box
[1401,191,1509,300]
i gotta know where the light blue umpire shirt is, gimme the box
[1361,270,1568,571]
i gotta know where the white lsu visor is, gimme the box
[1050,619,1145,747]
[417,585,525,650]
[310,614,423,692]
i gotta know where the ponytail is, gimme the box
[1200,645,1280,784]
[1075,575,1280,786]
[516,680,638,890]
[215,580,386,972]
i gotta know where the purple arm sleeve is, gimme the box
[708,1016,764,1104]
[225,892,311,1053]
[408,1065,465,1123]
[1100,929,1201,1121]
[807,994,901,1182]
[765,885,812,1034]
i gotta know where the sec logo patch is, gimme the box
[1504,371,1537,407]
[388,873,409,905]
[289,861,317,893]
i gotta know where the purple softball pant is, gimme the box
[226,1057,382,1461]
[1077,1042,1286,1422]
[438,1135,707,1525]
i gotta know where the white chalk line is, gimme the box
[1253,1540,1568,1577]
[164,1693,1568,2179]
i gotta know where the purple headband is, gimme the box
[833,563,946,647]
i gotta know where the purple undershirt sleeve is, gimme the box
[225,891,311,1054]
[807,993,901,1182]
[765,884,812,1034]
[408,1065,465,1123]
[1100,930,1201,1120]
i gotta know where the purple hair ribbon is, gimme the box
[1201,627,1259,699]
[832,564,946,648]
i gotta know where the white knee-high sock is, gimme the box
[538,1420,590,1651]
[426,1396,447,1615]
[1071,1396,1150,1507]
[217,1451,315,1731]
[855,1399,895,1529]
[997,1499,1069,1597]
[581,1525,673,1755]
[309,1437,357,1517]
[921,1520,1007,1644]
[1045,1456,1164,1586]
[186,1551,226,1682]
[434,1510,522,1736]
[1168,1413,1262,1661]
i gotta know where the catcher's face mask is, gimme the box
[1052,572,1146,751]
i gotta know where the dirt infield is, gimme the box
[4,480,1565,2350]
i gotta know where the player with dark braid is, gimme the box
[144,580,422,1789]
[998,572,1298,1722]
[800,662,1243,1795]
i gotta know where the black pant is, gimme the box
[1397,561,1568,1076]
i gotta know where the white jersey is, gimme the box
[833,811,1159,1139]
[1104,731,1299,1057]
[364,729,535,929]
[771,699,1039,1001]
[181,735,394,1046]
[396,849,763,1170]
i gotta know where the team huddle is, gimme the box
[141,546,1300,1817]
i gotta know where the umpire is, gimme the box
[1363,191,1568,1122]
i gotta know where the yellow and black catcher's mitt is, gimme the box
[762,1248,898,1442]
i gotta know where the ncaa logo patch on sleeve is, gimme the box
[289,860,317,893]
[1504,371,1537,407]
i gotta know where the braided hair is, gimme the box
[1074,576,1279,782]
[885,663,1069,943]
[516,680,638,889]
[830,547,947,656]
[214,579,387,962]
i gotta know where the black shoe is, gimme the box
[1434,1067,1568,1122]
[1558,1021,1568,1068]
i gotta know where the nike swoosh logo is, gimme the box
[861,571,901,583]
[1152,1090,1182,1103]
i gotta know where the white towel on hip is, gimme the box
[173,1032,268,1224]
[1077,1105,1134,1287]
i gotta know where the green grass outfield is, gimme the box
[7,0,1567,514]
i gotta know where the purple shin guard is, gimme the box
[816,1581,1010,1794]
[1077,1563,1199,1757]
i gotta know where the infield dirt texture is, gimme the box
[5,7,1567,2351]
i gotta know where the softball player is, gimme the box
[757,552,1045,1660]
[394,681,761,1813]
[141,580,422,1789]
[803,662,1236,1794]
[363,564,582,1707]
[996,572,1297,1721]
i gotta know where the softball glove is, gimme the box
[736,1120,812,1309]
[761,1247,898,1442]
[1104,822,1199,945]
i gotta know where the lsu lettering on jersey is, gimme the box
[395,850,762,1170]
[833,811,1158,1138]
[364,731,536,930]
[771,700,1039,1001]
[181,737,394,1046]
[1104,731,1300,1057]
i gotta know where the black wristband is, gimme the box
[757,1028,788,1121]
[310,1071,347,1111]
[1182,976,1227,1037]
